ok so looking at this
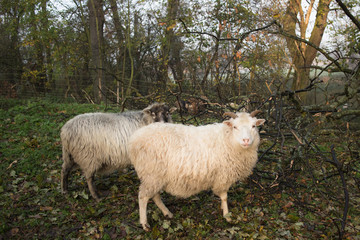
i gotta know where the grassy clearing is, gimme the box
[0,98,359,239]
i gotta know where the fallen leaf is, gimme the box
[10,228,19,236]
[40,206,53,211]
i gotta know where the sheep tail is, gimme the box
[60,147,75,194]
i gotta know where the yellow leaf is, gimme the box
[167,23,176,31]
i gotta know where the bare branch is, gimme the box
[335,0,360,30]
[329,145,349,240]
[179,18,278,44]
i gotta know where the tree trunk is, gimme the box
[9,3,23,89]
[160,0,183,91]
[282,0,331,104]
[29,2,46,93]
[88,0,105,103]
[41,0,53,91]
[109,0,124,104]
[201,30,221,93]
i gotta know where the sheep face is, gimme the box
[143,103,174,123]
[224,112,265,148]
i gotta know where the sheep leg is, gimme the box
[85,174,101,202]
[215,191,231,222]
[138,190,151,231]
[60,152,74,194]
[153,193,173,218]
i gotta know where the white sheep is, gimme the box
[60,103,173,201]
[128,110,265,230]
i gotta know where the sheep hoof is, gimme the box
[224,212,232,223]
[142,223,151,232]
[94,196,103,202]
[225,216,232,223]
[165,212,173,219]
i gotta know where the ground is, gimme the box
[0,98,359,239]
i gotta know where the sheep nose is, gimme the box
[242,139,251,146]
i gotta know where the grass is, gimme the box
[0,98,359,239]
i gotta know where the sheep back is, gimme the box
[61,111,148,174]
[129,118,260,198]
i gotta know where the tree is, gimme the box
[25,0,52,93]
[166,0,184,88]
[281,0,332,103]
[109,0,124,104]
[0,0,56,95]
[156,0,184,91]
[0,0,24,92]
[88,0,104,103]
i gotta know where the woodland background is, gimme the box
[0,0,359,108]
[0,0,360,239]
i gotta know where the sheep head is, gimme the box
[223,111,265,148]
[143,103,174,123]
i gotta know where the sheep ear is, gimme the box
[256,119,265,126]
[223,120,233,128]
[143,108,154,116]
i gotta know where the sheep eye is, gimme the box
[233,126,237,129]
[252,125,256,128]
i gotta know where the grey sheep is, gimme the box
[60,103,173,201]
